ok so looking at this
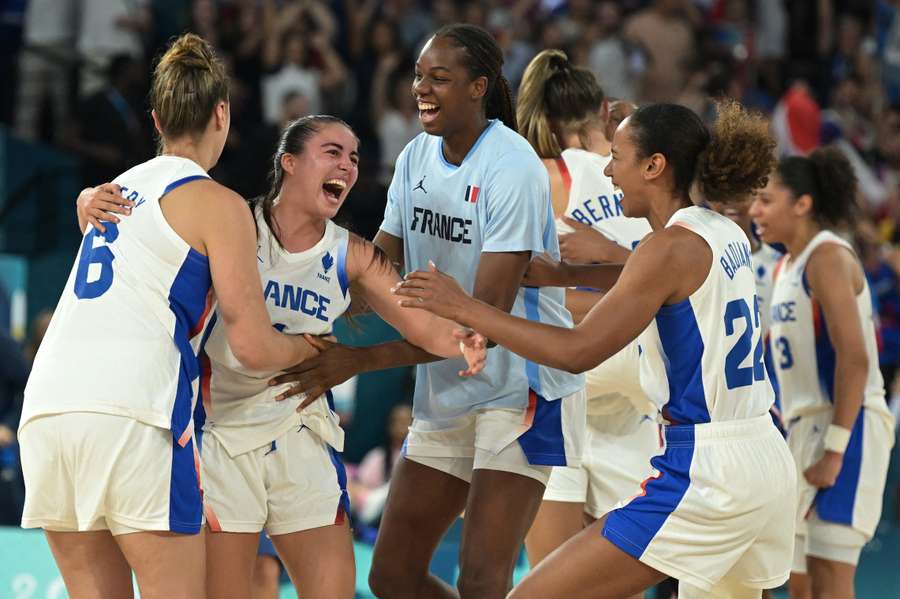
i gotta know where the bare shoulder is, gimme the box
[623,224,712,303]
[807,240,858,271]
[806,240,863,291]
[632,225,709,268]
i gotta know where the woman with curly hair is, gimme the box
[393,101,798,598]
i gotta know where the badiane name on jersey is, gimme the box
[720,241,753,280]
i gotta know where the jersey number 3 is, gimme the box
[724,295,765,389]
[74,223,119,299]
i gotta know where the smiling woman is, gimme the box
[276,23,588,599]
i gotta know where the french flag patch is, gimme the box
[463,185,480,204]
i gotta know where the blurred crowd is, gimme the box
[1,0,900,523]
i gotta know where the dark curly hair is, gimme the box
[628,100,776,204]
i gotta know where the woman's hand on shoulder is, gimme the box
[76,183,132,233]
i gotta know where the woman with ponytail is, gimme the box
[393,100,799,597]
[276,23,586,599]
[751,149,894,599]
[18,33,328,598]
[516,50,657,582]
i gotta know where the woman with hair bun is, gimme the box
[394,100,799,598]
[751,148,894,599]
[17,33,325,598]
[515,49,657,577]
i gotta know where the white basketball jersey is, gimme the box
[201,208,352,456]
[555,149,651,248]
[753,243,783,335]
[638,206,774,424]
[555,148,654,415]
[22,156,215,445]
[768,231,889,421]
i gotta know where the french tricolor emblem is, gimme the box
[463,185,480,204]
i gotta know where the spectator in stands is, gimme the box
[76,0,151,97]
[623,0,698,103]
[0,325,31,525]
[13,0,76,143]
[262,29,347,125]
[65,54,152,187]
[348,402,412,526]
[371,61,420,186]
[588,1,638,102]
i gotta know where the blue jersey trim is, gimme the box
[517,391,567,466]
[655,299,710,424]
[437,120,498,170]
[163,175,209,197]
[815,410,864,525]
[169,434,202,533]
[257,533,278,558]
[324,392,351,517]
[523,286,543,395]
[603,425,695,558]
[813,304,837,403]
[336,238,350,299]
[167,248,212,441]
[193,311,218,451]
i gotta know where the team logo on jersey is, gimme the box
[318,251,334,283]
[413,176,427,194]
[463,185,480,204]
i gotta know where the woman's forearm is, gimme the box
[457,298,587,373]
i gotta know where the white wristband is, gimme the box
[824,424,852,454]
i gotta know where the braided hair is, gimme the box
[433,24,517,132]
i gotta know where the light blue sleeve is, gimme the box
[379,144,409,238]
[482,150,549,254]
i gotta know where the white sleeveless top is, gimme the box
[201,208,352,456]
[768,230,889,422]
[22,156,215,445]
[638,206,774,424]
[555,148,653,415]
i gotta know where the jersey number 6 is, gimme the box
[74,223,119,300]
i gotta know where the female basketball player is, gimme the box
[18,34,323,599]
[274,24,586,599]
[76,115,488,599]
[394,101,799,598]
[515,49,658,572]
[750,149,894,599]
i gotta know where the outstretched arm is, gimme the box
[348,235,486,368]
[270,247,532,405]
[394,230,705,374]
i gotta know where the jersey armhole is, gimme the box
[336,236,350,299]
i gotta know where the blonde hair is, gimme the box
[516,49,605,158]
[150,33,229,142]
